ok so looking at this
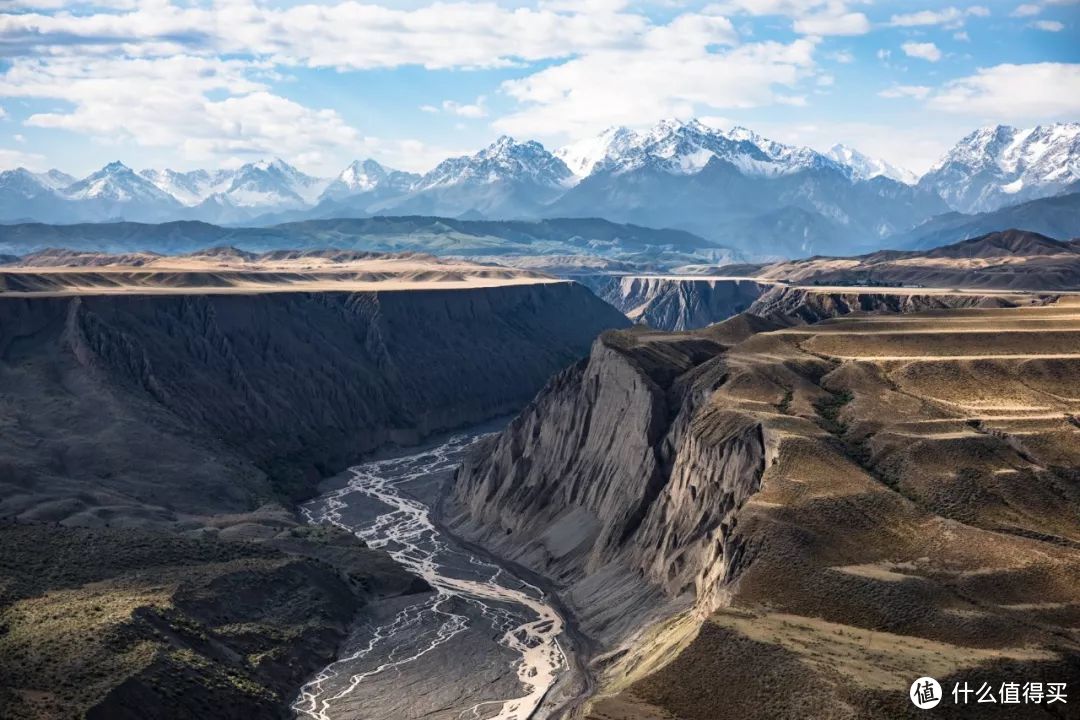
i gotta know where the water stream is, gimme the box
[292,433,569,720]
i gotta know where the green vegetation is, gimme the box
[0,522,364,720]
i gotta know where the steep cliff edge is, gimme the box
[0,280,628,719]
[447,299,1080,718]
[746,283,1052,324]
[587,276,768,330]
[445,327,767,642]
[0,281,628,525]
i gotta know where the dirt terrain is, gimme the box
[0,248,552,295]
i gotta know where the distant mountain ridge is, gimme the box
[0,216,738,269]
[3,120,1078,259]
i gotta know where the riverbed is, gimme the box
[292,432,582,720]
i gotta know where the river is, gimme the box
[292,431,575,720]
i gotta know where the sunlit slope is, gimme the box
[588,300,1080,719]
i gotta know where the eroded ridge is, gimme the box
[449,300,1080,719]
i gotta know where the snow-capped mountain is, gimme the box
[320,159,419,201]
[919,123,1080,213]
[65,162,179,206]
[415,136,573,191]
[214,158,329,209]
[556,119,844,180]
[825,144,917,185]
[140,168,233,206]
[0,120,1075,258]
[0,168,60,199]
[31,169,77,191]
[362,137,573,219]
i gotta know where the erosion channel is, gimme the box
[294,429,590,720]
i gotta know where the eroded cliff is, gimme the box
[447,297,1080,718]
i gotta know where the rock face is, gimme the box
[745,284,1042,324]
[588,276,768,331]
[449,295,1080,719]
[445,328,764,641]
[0,282,629,525]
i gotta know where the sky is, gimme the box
[0,0,1078,179]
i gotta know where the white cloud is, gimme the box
[1031,19,1065,30]
[0,1,650,70]
[827,50,855,63]
[1011,3,1042,14]
[954,30,970,40]
[0,55,360,173]
[424,97,489,119]
[929,62,1080,119]
[0,106,6,119]
[878,84,932,99]
[709,0,870,36]
[889,6,989,29]
[876,48,891,61]
[794,11,871,35]
[495,34,818,139]
[902,42,943,62]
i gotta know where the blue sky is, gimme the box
[0,0,1077,178]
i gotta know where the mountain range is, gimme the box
[2,120,1078,259]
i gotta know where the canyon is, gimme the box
[0,266,628,719]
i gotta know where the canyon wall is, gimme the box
[588,276,768,330]
[0,281,629,526]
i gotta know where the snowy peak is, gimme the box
[0,167,60,198]
[32,169,76,191]
[209,158,329,209]
[921,122,1080,213]
[825,144,917,185]
[557,118,844,180]
[321,159,420,200]
[416,136,572,190]
[66,161,179,205]
[140,168,232,206]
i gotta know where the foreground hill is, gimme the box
[446,297,1080,718]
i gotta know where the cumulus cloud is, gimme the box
[494,33,818,139]
[1031,19,1065,30]
[0,55,358,170]
[902,41,943,62]
[929,62,1080,118]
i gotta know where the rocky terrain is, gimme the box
[0,274,628,718]
[445,293,1080,718]
[585,276,769,331]
[753,230,1080,292]
[577,230,1078,332]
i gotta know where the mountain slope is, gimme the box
[62,162,183,222]
[824,144,917,184]
[370,137,572,219]
[919,123,1080,213]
